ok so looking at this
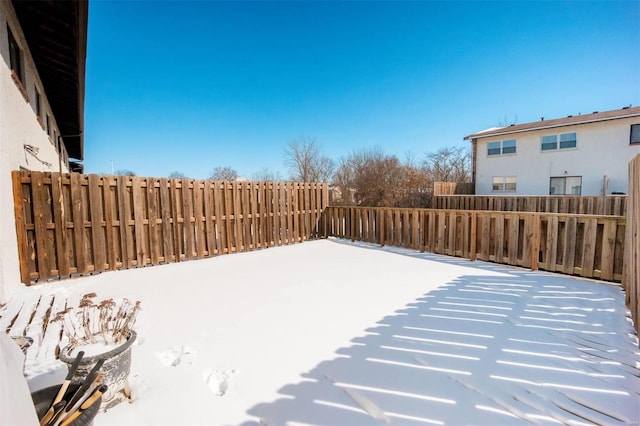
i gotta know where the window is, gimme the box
[550,176,582,195]
[502,139,516,154]
[488,139,517,156]
[488,142,501,156]
[541,135,557,151]
[492,176,517,192]
[35,90,41,117]
[35,90,44,128]
[631,124,640,145]
[559,132,576,149]
[7,26,22,81]
[46,115,51,136]
[542,133,577,151]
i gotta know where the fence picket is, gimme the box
[193,180,206,258]
[88,174,105,271]
[147,177,160,264]
[103,176,116,270]
[623,155,639,339]
[212,181,225,255]
[31,172,51,279]
[203,180,214,256]
[170,178,182,261]
[600,220,616,280]
[12,171,30,283]
[132,177,146,266]
[563,216,577,274]
[581,218,597,276]
[495,214,504,263]
[50,173,70,276]
[159,178,173,261]
[70,173,87,274]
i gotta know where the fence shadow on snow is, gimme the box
[243,242,639,425]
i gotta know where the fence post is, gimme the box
[379,208,385,247]
[531,213,541,271]
[624,155,639,339]
[469,211,477,261]
[11,171,30,284]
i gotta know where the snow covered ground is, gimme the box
[4,238,640,425]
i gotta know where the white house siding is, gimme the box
[474,117,640,195]
[0,2,69,303]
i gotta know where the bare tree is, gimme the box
[422,147,471,183]
[209,166,238,181]
[400,159,431,207]
[333,147,434,207]
[252,168,281,181]
[168,171,186,179]
[284,137,334,182]
[333,148,406,207]
[115,169,136,176]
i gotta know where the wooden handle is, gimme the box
[59,385,106,426]
[51,351,84,407]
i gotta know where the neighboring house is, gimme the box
[0,1,87,303]
[464,106,640,196]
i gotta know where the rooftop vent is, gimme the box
[623,105,631,109]
[593,111,599,114]
[567,115,573,118]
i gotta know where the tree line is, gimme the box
[116,137,471,208]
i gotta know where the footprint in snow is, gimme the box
[204,369,237,396]
[156,346,196,367]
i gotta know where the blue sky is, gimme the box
[84,1,640,179]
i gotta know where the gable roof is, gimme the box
[464,106,640,141]
[12,0,88,161]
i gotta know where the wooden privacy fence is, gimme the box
[434,195,627,216]
[433,182,456,196]
[433,182,474,196]
[324,206,625,282]
[12,171,328,283]
[624,154,640,337]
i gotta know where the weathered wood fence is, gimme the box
[433,182,474,196]
[624,154,640,336]
[324,207,625,282]
[434,195,627,216]
[12,171,328,283]
[433,182,457,196]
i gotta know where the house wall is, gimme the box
[474,117,640,195]
[0,2,70,303]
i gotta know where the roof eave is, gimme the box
[465,111,640,141]
[12,0,88,162]
[74,0,88,161]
